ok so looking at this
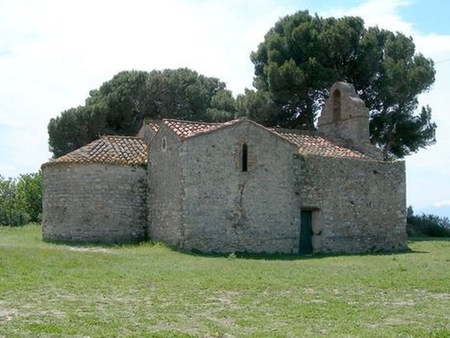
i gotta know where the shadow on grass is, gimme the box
[43,237,444,261]
[42,238,149,249]
[185,246,419,261]
[408,236,450,242]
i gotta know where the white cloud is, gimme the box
[323,0,414,33]
[0,0,297,177]
[323,0,450,209]
[435,200,450,207]
[0,0,449,210]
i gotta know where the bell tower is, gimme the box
[318,82,383,159]
[318,82,370,146]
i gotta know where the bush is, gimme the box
[407,208,450,237]
[0,172,42,226]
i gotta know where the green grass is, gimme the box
[1,225,450,337]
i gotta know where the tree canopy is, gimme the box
[48,68,236,157]
[250,10,436,159]
[48,11,437,160]
[0,172,42,226]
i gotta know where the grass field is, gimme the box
[1,225,450,337]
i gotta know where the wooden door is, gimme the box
[299,210,313,255]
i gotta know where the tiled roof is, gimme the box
[160,119,370,159]
[45,136,147,166]
[45,119,371,167]
[147,121,161,133]
[272,129,370,159]
[162,119,241,139]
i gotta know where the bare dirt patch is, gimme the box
[0,307,18,321]
[68,247,112,253]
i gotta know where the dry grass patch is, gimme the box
[1,225,450,337]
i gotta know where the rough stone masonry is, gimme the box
[42,82,407,254]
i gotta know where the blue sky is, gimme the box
[402,1,450,35]
[0,0,449,215]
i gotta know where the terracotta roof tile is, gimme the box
[163,119,241,139]
[147,121,161,133]
[161,119,371,159]
[45,136,147,166]
[45,119,372,167]
[272,129,370,159]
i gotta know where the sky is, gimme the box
[0,0,449,214]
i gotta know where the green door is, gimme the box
[299,210,313,255]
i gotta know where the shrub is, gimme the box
[0,172,42,226]
[407,208,450,237]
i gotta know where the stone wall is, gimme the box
[147,127,185,247]
[137,124,157,146]
[317,82,383,160]
[181,121,300,253]
[42,163,147,243]
[318,82,370,144]
[297,155,407,254]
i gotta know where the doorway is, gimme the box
[299,210,313,255]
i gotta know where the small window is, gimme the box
[161,136,167,151]
[332,89,341,122]
[242,143,248,172]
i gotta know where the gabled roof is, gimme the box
[272,129,370,159]
[161,119,242,139]
[157,118,372,160]
[44,136,147,167]
[44,118,374,168]
[146,121,161,133]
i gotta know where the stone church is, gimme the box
[42,82,407,254]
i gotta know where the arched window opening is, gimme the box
[242,143,248,172]
[161,136,167,151]
[332,89,341,122]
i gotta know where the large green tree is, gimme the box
[0,176,20,226]
[250,11,436,159]
[16,172,42,223]
[0,172,42,226]
[48,68,236,157]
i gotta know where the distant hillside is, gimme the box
[417,205,450,219]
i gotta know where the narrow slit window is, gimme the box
[242,143,248,172]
